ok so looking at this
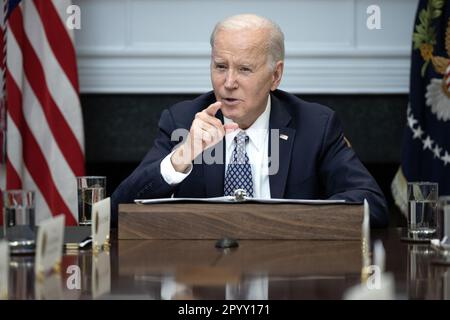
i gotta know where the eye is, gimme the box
[215,63,227,70]
[239,66,252,73]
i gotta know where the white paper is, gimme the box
[0,241,9,299]
[92,197,111,248]
[35,215,65,276]
[135,196,346,205]
[362,199,371,268]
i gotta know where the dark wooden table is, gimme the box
[5,228,450,300]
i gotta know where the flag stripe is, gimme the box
[24,1,83,152]
[5,6,22,90]
[22,77,77,219]
[51,0,75,43]
[5,158,21,187]
[5,13,23,189]
[7,68,76,225]
[33,0,79,91]
[5,119,22,189]
[4,1,85,226]
[5,115,22,189]
[0,42,4,90]
[9,7,84,176]
[6,112,53,224]
[21,164,53,223]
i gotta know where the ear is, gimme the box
[270,61,284,91]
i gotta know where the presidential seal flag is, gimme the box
[392,0,450,213]
[0,0,85,225]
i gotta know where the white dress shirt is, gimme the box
[160,96,272,198]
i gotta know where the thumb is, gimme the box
[224,122,239,134]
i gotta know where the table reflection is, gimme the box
[6,229,450,299]
[225,273,268,300]
[6,249,111,300]
[8,256,34,300]
[406,243,450,299]
[159,273,269,300]
[35,273,63,300]
[116,239,363,299]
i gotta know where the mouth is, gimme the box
[221,97,241,106]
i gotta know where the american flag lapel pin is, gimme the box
[280,134,288,140]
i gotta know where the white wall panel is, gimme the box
[73,0,419,93]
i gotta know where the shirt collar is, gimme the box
[224,95,271,152]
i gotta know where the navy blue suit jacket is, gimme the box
[112,90,388,228]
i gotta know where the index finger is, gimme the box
[204,101,222,117]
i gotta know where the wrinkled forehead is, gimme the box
[211,28,270,62]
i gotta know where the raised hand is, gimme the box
[171,101,239,172]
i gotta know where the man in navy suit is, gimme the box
[111,14,388,228]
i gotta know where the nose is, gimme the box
[224,70,238,90]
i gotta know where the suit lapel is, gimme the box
[204,109,225,197]
[269,94,295,198]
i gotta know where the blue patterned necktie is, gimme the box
[224,131,254,197]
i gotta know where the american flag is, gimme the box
[0,0,84,225]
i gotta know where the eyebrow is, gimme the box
[212,59,255,67]
[211,55,260,70]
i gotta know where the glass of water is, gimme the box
[407,182,438,239]
[77,176,106,226]
[437,196,450,242]
[2,190,36,254]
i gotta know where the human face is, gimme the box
[211,28,283,129]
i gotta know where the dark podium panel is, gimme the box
[118,203,363,240]
[119,239,362,277]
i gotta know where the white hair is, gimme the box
[210,14,285,70]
